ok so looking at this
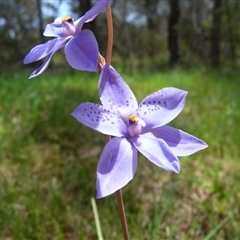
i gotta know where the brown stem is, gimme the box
[105,4,129,239]
[105,3,113,65]
[115,189,130,240]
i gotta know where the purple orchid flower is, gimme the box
[23,0,110,78]
[72,65,208,198]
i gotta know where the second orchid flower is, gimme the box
[24,0,110,78]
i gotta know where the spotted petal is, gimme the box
[71,102,127,137]
[99,65,138,122]
[150,126,208,157]
[137,88,187,131]
[96,137,137,198]
[131,134,180,173]
[65,30,98,72]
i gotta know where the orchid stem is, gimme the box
[105,4,129,240]
[115,189,130,240]
[105,3,113,65]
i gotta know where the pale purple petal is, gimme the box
[73,17,83,29]
[71,102,128,137]
[76,0,110,31]
[27,38,69,78]
[44,22,65,37]
[24,38,68,64]
[65,30,98,72]
[150,126,208,157]
[99,65,138,122]
[131,134,180,173]
[96,137,137,198]
[137,88,187,131]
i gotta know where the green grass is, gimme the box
[0,66,240,239]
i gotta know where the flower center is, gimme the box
[54,16,75,36]
[54,16,74,24]
[128,115,146,137]
[129,115,140,124]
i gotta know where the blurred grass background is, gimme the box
[0,65,240,239]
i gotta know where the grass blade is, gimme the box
[203,216,230,240]
[91,197,104,240]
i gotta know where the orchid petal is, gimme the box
[132,134,180,173]
[44,23,59,37]
[65,30,98,72]
[96,137,137,198]
[99,65,138,122]
[27,39,68,79]
[71,102,128,137]
[73,17,83,31]
[150,126,208,156]
[76,0,110,31]
[137,88,187,131]
[44,23,65,37]
[24,38,67,64]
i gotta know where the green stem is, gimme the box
[91,197,104,240]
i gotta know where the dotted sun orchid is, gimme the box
[23,0,110,78]
[72,65,208,198]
